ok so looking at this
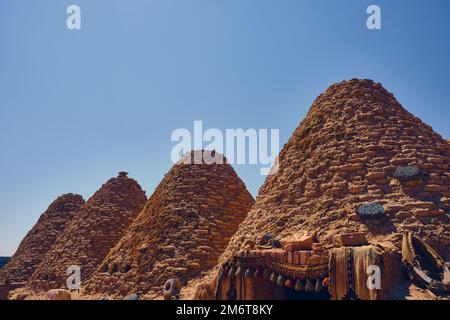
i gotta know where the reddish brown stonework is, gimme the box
[210,79,449,287]
[84,151,255,297]
[0,194,84,287]
[28,172,146,291]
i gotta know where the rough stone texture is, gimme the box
[28,172,146,291]
[333,232,368,247]
[45,289,71,300]
[394,165,420,181]
[357,203,385,218]
[0,194,84,286]
[216,79,449,269]
[279,232,317,251]
[84,151,254,297]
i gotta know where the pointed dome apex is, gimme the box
[118,171,129,178]
[322,78,391,96]
[306,79,401,117]
[176,149,228,165]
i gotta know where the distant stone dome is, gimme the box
[29,174,147,291]
[0,194,85,285]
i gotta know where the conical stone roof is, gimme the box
[0,194,85,285]
[219,79,449,264]
[85,151,255,296]
[29,172,147,291]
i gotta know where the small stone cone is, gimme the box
[0,194,85,285]
[28,172,147,291]
[85,150,255,297]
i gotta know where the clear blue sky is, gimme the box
[1,0,449,256]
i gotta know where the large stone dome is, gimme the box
[220,78,449,265]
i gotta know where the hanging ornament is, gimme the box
[270,272,277,283]
[305,279,314,292]
[277,274,286,287]
[253,268,260,278]
[245,268,253,278]
[220,268,228,280]
[315,278,323,292]
[228,267,236,279]
[322,277,330,288]
[285,278,293,288]
[294,279,305,291]
[235,267,242,277]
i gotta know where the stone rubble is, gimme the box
[332,232,368,247]
[45,289,72,300]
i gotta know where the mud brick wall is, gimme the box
[0,194,84,286]
[85,151,254,296]
[29,172,146,291]
[219,79,449,266]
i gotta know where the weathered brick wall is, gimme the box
[0,194,84,287]
[28,172,146,291]
[219,79,449,266]
[84,151,255,296]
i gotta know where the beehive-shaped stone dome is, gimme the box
[220,79,449,264]
[0,194,85,285]
[29,172,147,291]
[85,151,255,296]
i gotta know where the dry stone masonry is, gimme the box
[216,79,449,273]
[0,194,84,287]
[29,172,146,291]
[85,151,254,297]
